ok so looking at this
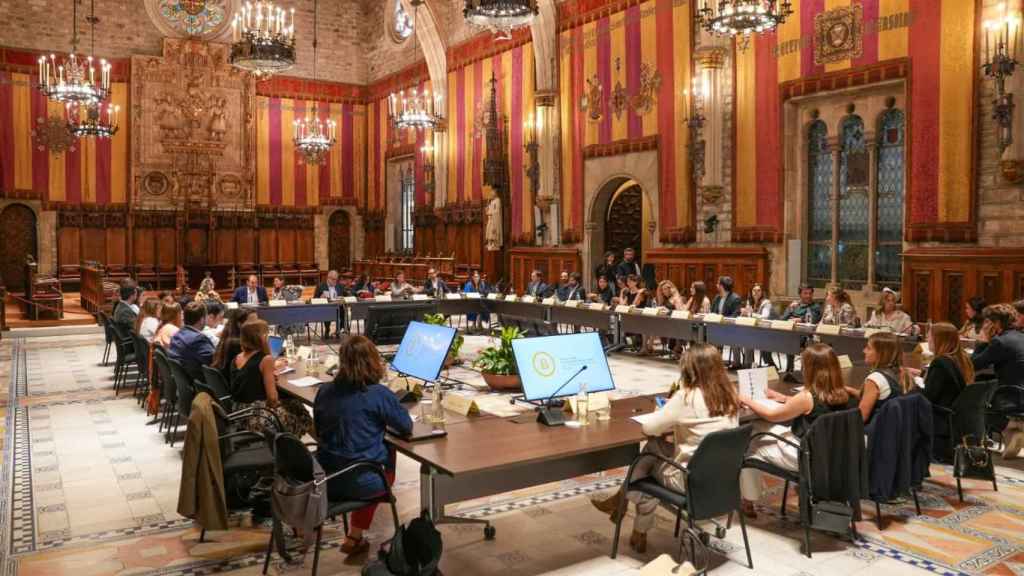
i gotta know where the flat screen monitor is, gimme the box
[390,321,457,383]
[269,335,284,358]
[366,302,437,345]
[512,332,616,402]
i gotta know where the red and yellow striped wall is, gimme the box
[735,0,977,237]
[255,96,365,208]
[559,0,693,239]
[0,71,129,204]
[446,42,536,241]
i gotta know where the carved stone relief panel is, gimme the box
[131,39,255,212]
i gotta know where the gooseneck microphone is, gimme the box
[537,364,588,427]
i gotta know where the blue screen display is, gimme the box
[391,321,457,383]
[269,335,284,358]
[511,332,615,402]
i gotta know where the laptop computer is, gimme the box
[388,421,447,442]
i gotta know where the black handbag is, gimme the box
[809,500,854,535]
[362,512,443,576]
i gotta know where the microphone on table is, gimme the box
[537,364,588,427]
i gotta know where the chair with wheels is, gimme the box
[610,424,754,570]
[262,433,401,576]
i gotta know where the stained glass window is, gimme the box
[400,168,415,253]
[876,108,905,290]
[838,115,869,289]
[392,0,414,42]
[806,120,832,288]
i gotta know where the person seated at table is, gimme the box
[616,246,642,280]
[782,284,822,324]
[230,318,312,438]
[463,270,491,332]
[352,274,375,297]
[315,269,344,301]
[194,276,222,303]
[554,271,570,299]
[135,298,162,343]
[212,308,256,380]
[154,302,182,349]
[390,271,417,299]
[655,280,687,357]
[615,274,648,308]
[960,296,986,340]
[558,272,584,302]
[314,334,413,557]
[588,276,615,306]
[524,269,549,299]
[684,281,710,315]
[113,282,140,335]
[820,286,859,327]
[157,290,176,307]
[590,343,740,553]
[864,287,915,335]
[232,275,268,305]
[910,322,974,461]
[594,250,618,286]
[740,283,774,369]
[711,275,743,317]
[845,332,915,424]
[973,303,1024,387]
[201,301,226,347]
[268,276,287,301]
[169,302,216,384]
[423,268,450,297]
[739,344,855,515]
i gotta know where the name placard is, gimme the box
[310,298,328,305]
[225,302,239,309]
[734,316,758,327]
[466,292,482,299]
[487,292,500,300]
[771,320,796,331]
[521,295,536,303]
[703,313,724,324]
[343,296,358,304]
[565,392,611,415]
[443,393,480,416]
[505,294,519,302]
[838,355,853,369]
[864,328,883,338]
[563,300,580,308]
[375,295,393,303]
[412,294,429,301]
[670,309,691,320]
[588,302,607,311]
[766,366,780,381]
[816,323,841,335]
[542,297,557,305]
[445,293,463,300]
[269,300,287,307]
[387,376,422,400]
[615,305,632,314]
[642,307,661,317]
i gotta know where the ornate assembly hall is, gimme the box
[1,0,1024,575]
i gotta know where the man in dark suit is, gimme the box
[423,268,450,298]
[231,274,268,305]
[711,276,743,317]
[525,270,550,298]
[168,301,216,383]
[615,247,642,281]
[973,303,1024,387]
[112,281,140,335]
[314,269,345,337]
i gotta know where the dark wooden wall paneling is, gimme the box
[509,247,582,294]
[903,247,1024,326]
[645,247,771,301]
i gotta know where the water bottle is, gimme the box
[285,335,296,360]
[576,381,589,425]
[804,309,813,325]
[431,384,446,425]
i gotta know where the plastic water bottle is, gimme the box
[576,381,589,425]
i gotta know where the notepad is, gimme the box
[375,295,393,302]
[521,295,536,303]
[542,297,557,305]
[343,296,358,303]
[446,293,463,300]
[737,368,769,401]
[290,377,323,388]
[563,300,580,308]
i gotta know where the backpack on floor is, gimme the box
[362,512,443,576]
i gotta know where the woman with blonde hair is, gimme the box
[845,332,914,423]
[154,302,182,348]
[591,344,739,553]
[739,344,856,514]
[194,276,222,303]
[865,287,914,334]
[654,280,687,356]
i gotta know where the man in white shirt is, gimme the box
[201,301,225,347]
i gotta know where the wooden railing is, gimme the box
[80,265,108,315]
[351,255,458,283]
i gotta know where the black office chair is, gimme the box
[934,379,999,501]
[262,433,401,576]
[99,310,114,366]
[201,365,236,412]
[132,333,152,404]
[167,357,198,448]
[108,321,137,395]
[742,408,865,557]
[152,347,178,439]
[611,424,754,570]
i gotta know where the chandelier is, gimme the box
[389,1,442,131]
[294,0,336,165]
[68,102,120,138]
[464,0,538,38]
[695,0,793,38]
[38,0,110,105]
[230,1,296,76]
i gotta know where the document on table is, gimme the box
[290,377,324,388]
[630,412,660,426]
[738,368,769,401]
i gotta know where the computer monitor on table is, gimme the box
[365,302,437,346]
[512,332,616,402]
[391,321,457,383]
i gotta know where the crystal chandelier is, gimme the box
[68,101,120,138]
[230,1,296,77]
[389,1,442,131]
[293,0,336,165]
[695,0,793,38]
[38,0,110,105]
[464,0,538,38]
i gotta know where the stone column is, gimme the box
[535,91,558,246]
[695,34,730,245]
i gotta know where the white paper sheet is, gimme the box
[289,377,324,388]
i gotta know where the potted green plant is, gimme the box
[423,313,464,366]
[473,325,525,391]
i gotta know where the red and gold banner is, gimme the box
[735,0,977,239]
[0,72,129,204]
[558,0,693,240]
[255,96,365,208]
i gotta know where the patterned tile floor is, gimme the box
[2,331,1023,576]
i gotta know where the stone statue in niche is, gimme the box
[485,195,503,251]
[208,96,227,140]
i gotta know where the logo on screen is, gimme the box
[532,351,557,378]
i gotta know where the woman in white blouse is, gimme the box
[590,344,740,554]
[135,298,162,342]
[740,283,773,367]
[864,287,915,335]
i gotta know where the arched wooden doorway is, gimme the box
[0,204,38,293]
[328,210,351,272]
[604,181,643,259]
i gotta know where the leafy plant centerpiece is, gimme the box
[473,326,525,391]
[423,313,464,366]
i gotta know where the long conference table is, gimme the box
[246,296,921,365]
